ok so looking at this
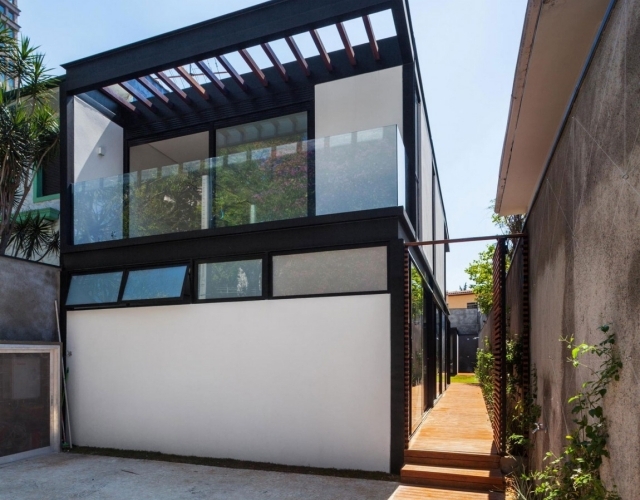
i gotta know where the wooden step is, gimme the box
[404,450,501,470]
[400,464,504,492]
[390,485,505,499]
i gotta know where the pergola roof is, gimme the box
[62,0,418,119]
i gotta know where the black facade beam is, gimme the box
[62,0,398,94]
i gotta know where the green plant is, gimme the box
[0,28,59,257]
[465,244,495,314]
[506,339,541,455]
[475,338,494,415]
[8,211,59,261]
[513,325,622,499]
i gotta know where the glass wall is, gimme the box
[410,263,425,432]
[214,113,309,227]
[73,123,405,245]
[272,247,387,297]
[435,306,443,399]
[198,259,262,300]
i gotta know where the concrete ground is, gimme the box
[0,453,400,500]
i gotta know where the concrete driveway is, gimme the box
[0,453,400,500]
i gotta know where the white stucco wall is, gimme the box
[434,187,446,294]
[73,97,123,183]
[420,107,434,269]
[66,294,392,472]
[314,66,404,139]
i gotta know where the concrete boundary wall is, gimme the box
[510,1,640,497]
[0,256,60,342]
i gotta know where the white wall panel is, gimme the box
[435,186,446,294]
[315,66,404,139]
[67,295,391,472]
[420,108,434,270]
[73,97,123,183]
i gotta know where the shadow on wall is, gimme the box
[0,255,60,341]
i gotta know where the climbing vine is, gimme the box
[511,325,622,499]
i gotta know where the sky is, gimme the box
[20,0,527,291]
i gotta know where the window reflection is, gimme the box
[122,266,187,301]
[411,264,425,431]
[66,272,123,306]
[198,260,262,300]
[215,112,308,227]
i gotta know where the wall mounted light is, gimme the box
[97,147,105,156]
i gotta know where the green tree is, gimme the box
[463,202,525,314]
[464,243,495,314]
[0,27,59,258]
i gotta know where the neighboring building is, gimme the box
[447,290,482,373]
[8,88,61,266]
[495,0,639,497]
[58,0,449,474]
[0,0,20,89]
[446,290,478,310]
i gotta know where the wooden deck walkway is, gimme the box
[395,383,504,499]
[409,383,497,455]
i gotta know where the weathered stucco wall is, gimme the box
[0,256,60,341]
[523,1,640,496]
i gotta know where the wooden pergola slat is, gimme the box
[175,66,210,100]
[137,77,174,108]
[285,36,311,77]
[310,29,333,72]
[156,72,192,104]
[100,87,138,113]
[119,81,154,110]
[239,49,268,87]
[261,43,289,82]
[194,61,228,96]
[216,55,248,92]
[336,23,356,66]
[363,15,380,61]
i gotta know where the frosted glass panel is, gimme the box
[66,272,123,305]
[198,260,262,300]
[315,126,403,215]
[272,247,387,297]
[122,266,187,301]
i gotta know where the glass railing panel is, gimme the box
[73,174,125,245]
[128,162,207,239]
[72,125,405,245]
[314,125,404,216]
[212,144,308,228]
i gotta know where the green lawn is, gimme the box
[450,373,478,384]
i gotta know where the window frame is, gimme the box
[119,263,191,306]
[194,254,267,304]
[65,270,125,308]
[65,262,192,310]
[269,243,391,301]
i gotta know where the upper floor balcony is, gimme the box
[72,125,405,245]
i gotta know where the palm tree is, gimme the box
[0,26,60,258]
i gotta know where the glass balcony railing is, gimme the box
[73,125,406,245]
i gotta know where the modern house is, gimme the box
[495,0,638,497]
[59,0,449,474]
